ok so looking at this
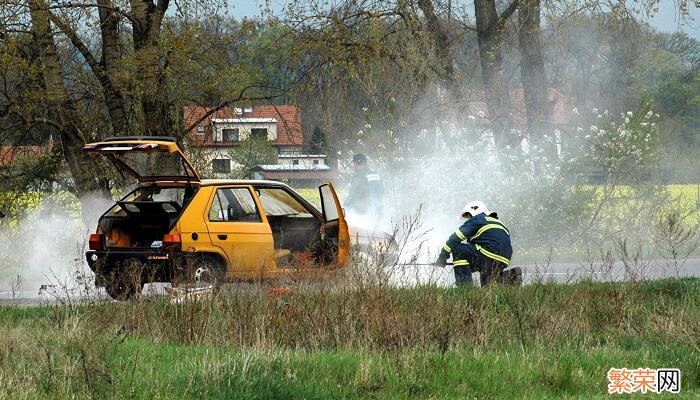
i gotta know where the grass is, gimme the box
[1,278,698,398]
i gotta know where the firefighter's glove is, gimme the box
[434,254,448,268]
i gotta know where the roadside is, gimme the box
[1,278,697,398]
[2,257,700,305]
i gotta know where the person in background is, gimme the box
[435,200,514,287]
[344,153,383,221]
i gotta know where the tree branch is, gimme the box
[486,0,520,35]
[47,2,135,24]
[47,14,102,80]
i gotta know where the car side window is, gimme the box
[257,188,314,217]
[209,188,262,222]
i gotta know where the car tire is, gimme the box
[195,256,224,287]
[105,274,144,301]
[104,259,144,301]
[176,254,225,291]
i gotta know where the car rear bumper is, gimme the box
[86,249,182,286]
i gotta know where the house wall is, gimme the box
[276,146,303,156]
[201,146,310,177]
[278,155,326,166]
[212,122,278,142]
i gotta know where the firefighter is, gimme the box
[435,200,513,287]
[344,153,383,220]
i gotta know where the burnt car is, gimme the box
[84,137,350,300]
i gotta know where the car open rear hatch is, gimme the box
[83,136,200,183]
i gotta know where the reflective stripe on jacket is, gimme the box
[440,212,513,264]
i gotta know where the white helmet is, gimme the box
[461,200,490,219]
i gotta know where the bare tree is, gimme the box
[416,0,456,89]
[47,6,131,136]
[28,0,110,219]
[130,0,174,135]
[474,0,519,147]
[517,0,549,136]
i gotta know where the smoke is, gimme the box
[343,115,537,262]
[0,195,112,298]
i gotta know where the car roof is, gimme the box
[199,179,292,188]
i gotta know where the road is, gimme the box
[1,257,699,305]
[387,257,700,287]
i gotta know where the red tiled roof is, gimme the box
[0,145,52,167]
[183,105,303,146]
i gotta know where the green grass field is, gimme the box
[1,278,698,399]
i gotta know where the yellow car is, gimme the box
[84,137,350,300]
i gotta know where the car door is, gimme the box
[205,186,275,278]
[318,183,350,267]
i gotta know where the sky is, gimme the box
[226,0,700,39]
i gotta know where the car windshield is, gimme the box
[257,188,313,217]
[114,151,197,179]
[105,187,187,217]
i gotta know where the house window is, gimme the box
[313,159,319,165]
[251,128,268,139]
[196,126,205,135]
[292,159,299,165]
[212,159,231,173]
[222,128,239,142]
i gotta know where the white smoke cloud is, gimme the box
[0,198,100,298]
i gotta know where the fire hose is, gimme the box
[411,262,453,268]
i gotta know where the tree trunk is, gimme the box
[474,0,515,147]
[517,0,549,137]
[29,0,110,223]
[49,9,130,138]
[130,0,174,136]
[97,0,131,135]
[416,0,456,89]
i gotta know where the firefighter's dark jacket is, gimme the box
[439,212,513,265]
[345,166,382,214]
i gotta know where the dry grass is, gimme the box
[1,278,698,399]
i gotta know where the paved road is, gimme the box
[387,257,700,287]
[2,257,699,305]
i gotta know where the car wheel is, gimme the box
[194,257,224,288]
[175,255,225,291]
[105,274,144,301]
[104,259,144,301]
